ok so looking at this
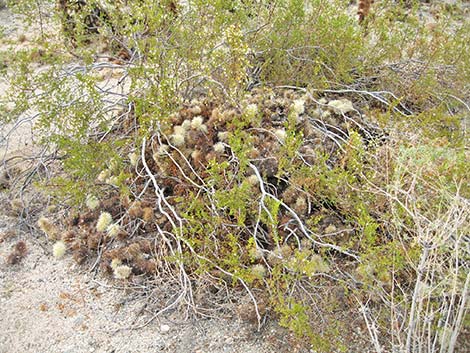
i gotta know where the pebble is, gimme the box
[73,315,85,325]
[160,324,170,333]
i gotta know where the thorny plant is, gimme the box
[1,0,469,352]
[355,148,469,353]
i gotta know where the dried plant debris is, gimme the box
[6,241,28,265]
[0,170,10,190]
[0,166,22,191]
[358,0,374,23]
[0,230,16,243]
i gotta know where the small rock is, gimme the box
[73,315,85,327]
[160,324,170,333]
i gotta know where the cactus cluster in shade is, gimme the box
[41,89,368,288]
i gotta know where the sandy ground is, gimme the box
[0,9,35,160]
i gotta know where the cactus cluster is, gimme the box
[44,88,381,287]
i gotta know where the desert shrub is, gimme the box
[1,0,469,352]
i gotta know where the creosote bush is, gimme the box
[1,1,469,352]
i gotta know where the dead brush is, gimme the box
[358,0,374,23]
[6,241,28,265]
